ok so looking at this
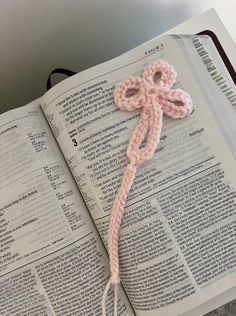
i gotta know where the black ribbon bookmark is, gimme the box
[47,68,77,90]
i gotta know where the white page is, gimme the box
[173,33,236,316]
[0,99,134,316]
[141,13,236,313]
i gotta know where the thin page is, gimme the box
[42,35,236,316]
[0,100,133,316]
[163,8,236,70]
[174,34,236,109]
[174,34,236,157]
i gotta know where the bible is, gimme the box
[0,9,236,316]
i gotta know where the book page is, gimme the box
[42,35,236,316]
[0,100,133,316]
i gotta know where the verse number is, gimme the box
[72,139,78,147]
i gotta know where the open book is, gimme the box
[1,10,236,316]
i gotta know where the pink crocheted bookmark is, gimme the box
[102,60,193,316]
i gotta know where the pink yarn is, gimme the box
[102,60,193,315]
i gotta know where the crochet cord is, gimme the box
[102,60,193,315]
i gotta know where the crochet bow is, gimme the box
[102,60,193,316]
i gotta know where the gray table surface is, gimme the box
[206,300,236,316]
[0,1,235,315]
